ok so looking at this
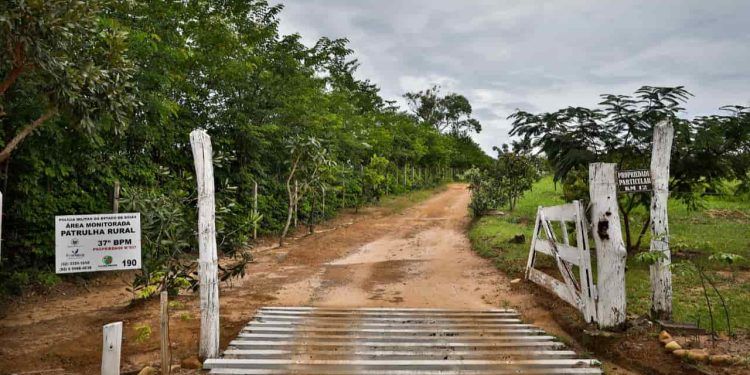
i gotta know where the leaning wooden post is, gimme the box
[649,120,674,320]
[112,180,120,213]
[101,322,123,375]
[252,181,258,240]
[189,129,220,359]
[160,291,171,374]
[589,163,627,329]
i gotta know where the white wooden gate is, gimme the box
[525,201,598,323]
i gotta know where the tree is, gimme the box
[492,145,541,210]
[404,85,482,136]
[464,145,541,216]
[279,135,335,246]
[0,0,137,164]
[362,154,389,202]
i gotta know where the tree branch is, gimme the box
[0,107,57,164]
[0,64,26,98]
[0,42,28,97]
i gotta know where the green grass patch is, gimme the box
[469,176,750,332]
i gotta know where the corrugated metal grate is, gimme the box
[205,307,602,374]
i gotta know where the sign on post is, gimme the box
[55,213,141,274]
[617,169,652,193]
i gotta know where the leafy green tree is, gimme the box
[491,144,541,211]
[280,135,335,245]
[404,85,482,136]
[363,154,389,202]
[463,145,541,216]
[0,0,137,163]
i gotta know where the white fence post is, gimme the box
[190,129,220,359]
[160,291,171,374]
[589,163,627,329]
[293,180,298,228]
[101,321,123,375]
[650,120,674,319]
[253,181,258,240]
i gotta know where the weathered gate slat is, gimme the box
[206,307,602,374]
[525,201,598,324]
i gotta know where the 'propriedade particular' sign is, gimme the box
[617,169,653,193]
[55,213,141,274]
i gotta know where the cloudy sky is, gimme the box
[276,0,750,155]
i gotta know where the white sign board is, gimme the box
[55,213,141,274]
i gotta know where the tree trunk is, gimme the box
[279,154,301,246]
[308,196,316,234]
[634,214,651,251]
[618,200,633,253]
[280,181,294,246]
[0,108,57,164]
[0,64,26,98]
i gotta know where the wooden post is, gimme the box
[650,120,674,320]
[189,129,220,359]
[589,163,627,329]
[252,181,258,240]
[403,164,407,188]
[160,291,171,374]
[341,169,346,207]
[112,180,120,213]
[293,180,298,228]
[101,322,123,375]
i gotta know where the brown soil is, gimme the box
[1,184,636,374]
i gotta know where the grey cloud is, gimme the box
[276,0,750,154]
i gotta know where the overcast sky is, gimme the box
[275,0,750,155]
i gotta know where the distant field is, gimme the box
[469,177,750,332]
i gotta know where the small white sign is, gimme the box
[55,213,141,274]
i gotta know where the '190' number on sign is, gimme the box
[122,259,138,267]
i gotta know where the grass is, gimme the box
[468,176,750,332]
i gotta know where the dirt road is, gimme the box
[0,184,605,374]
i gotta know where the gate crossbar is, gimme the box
[525,200,597,323]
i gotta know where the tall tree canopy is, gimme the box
[404,85,482,136]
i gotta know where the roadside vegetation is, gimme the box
[470,176,750,333]
[0,1,492,298]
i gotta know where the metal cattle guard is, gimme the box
[525,200,597,323]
